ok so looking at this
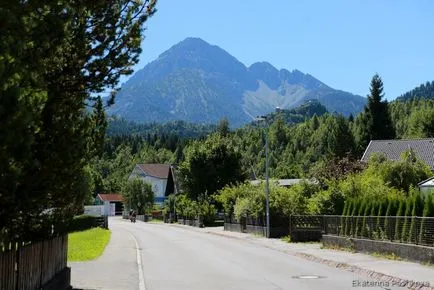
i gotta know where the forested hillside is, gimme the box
[397,81,434,101]
[91,75,434,194]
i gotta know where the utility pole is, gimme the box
[265,129,270,238]
[255,114,271,238]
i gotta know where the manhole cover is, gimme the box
[292,275,325,279]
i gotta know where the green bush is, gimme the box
[401,198,413,241]
[419,195,434,244]
[68,215,103,233]
[394,198,405,241]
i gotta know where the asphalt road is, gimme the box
[111,218,404,290]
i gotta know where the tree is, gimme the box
[354,74,395,154]
[178,134,246,200]
[217,117,230,137]
[90,97,108,157]
[123,178,154,215]
[0,0,157,242]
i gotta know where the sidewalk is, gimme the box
[68,221,139,290]
[169,223,434,290]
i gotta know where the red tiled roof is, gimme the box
[137,164,170,179]
[98,193,123,202]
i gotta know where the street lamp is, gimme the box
[255,115,270,238]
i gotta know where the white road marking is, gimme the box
[129,231,146,290]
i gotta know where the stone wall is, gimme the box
[322,235,434,264]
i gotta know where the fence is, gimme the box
[323,215,434,247]
[223,214,434,246]
[96,215,109,229]
[224,215,290,238]
[0,235,68,290]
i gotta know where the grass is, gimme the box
[149,218,164,223]
[371,252,404,261]
[280,235,320,244]
[68,228,111,261]
[322,243,407,261]
[321,243,356,253]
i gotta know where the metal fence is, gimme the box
[0,235,68,290]
[323,215,434,247]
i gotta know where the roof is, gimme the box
[418,176,434,187]
[137,164,171,179]
[98,193,123,202]
[250,179,315,186]
[360,138,434,170]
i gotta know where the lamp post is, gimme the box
[255,115,270,238]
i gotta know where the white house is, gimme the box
[418,177,434,196]
[129,164,177,204]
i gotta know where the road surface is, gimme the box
[107,218,404,290]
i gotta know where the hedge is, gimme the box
[68,215,104,233]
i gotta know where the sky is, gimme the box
[125,0,434,100]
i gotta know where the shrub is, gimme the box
[68,215,103,233]
[419,195,434,244]
[394,198,405,241]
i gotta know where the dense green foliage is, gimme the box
[107,117,217,138]
[390,99,434,138]
[0,0,157,243]
[178,134,246,200]
[67,215,106,233]
[353,74,394,153]
[123,178,154,214]
[397,81,434,101]
[216,149,431,224]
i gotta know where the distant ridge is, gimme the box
[108,37,366,127]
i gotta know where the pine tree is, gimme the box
[90,97,108,157]
[353,74,395,154]
[394,198,405,241]
[217,117,230,137]
[0,0,158,242]
[419,195,434,244]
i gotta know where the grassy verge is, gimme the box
[280,235,321,244]
[321,243,406,261]
[68,228,111,261]
[149,218,164,223]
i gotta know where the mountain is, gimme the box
[108,37,366,127]
[396,81,434,101]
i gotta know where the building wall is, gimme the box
[130,173,167,199]
[129,165,170,204]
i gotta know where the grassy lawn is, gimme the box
[68,228,111,262]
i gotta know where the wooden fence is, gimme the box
[0,235,68,290]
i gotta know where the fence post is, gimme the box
[323,216,327,235]
[389,217,393,242]
[15,242,21,290]
[289,215,292,238]
[415,217,419,245]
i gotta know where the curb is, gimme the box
[174,225,434,290]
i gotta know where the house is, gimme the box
[95,193,124,216]
[250,179,317,187]
[418,177,434,195]
[129,164,178,205]
[361,138,434,171]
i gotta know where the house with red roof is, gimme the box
[129,164,178,204]
[95,193,124,215]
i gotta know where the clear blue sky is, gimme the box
[127,0,434,100]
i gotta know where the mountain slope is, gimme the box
[397,81,434,101]
[108,37,366,127]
